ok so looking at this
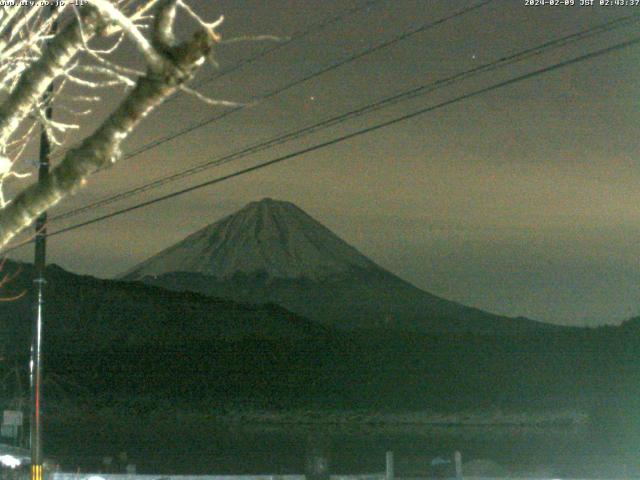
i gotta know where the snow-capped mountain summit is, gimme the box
[123,199,562,334]
[123,198,377,281]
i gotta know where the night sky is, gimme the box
[7,0,640,326]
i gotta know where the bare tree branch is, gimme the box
[0,0,220,249]
[0,7,105,147]
[90,0,165,71]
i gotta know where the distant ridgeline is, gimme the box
[0,258,638,414]
[0,199,638,415]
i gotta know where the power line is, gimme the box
[33,35,640,244]
[85,1,495,165]
[50,0,497,222]
[50,12,640,223]
[172,0,387,98]
[48,0,387,162]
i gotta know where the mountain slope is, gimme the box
[0,260,328,356]
[122,198,562,334]
[123,198,378,280]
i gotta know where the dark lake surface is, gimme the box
[43,415,638,478]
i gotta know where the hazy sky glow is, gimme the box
[7,0,640,326]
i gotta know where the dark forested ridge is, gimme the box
[0,260,637,415]
[2,260,639,475]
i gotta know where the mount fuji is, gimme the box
[122,198,560,334]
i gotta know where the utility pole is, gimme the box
[30,91,51,480]
[30,7,55,480]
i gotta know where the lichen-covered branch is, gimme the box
[0,1,217,249]
[0,7,104,147]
